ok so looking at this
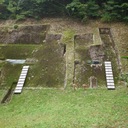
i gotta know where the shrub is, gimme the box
[16,14,25,21]
[14,24,18,29]
[119,73,128,86]
[86,0,100,18]
[101,13,112,22]
[123,16,128,22]
[66,0,87,20]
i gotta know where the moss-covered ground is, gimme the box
[0,44,38,59]
[26,41,66,88]
[0,44,40,88]
[100,33,119,83]
[62,30,75,88]
[74,34,106,86]
[0,42,65,88]
[74,48,106,86]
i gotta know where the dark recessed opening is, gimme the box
[63,44,66,55]
[1,82,16,104]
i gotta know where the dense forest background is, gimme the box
[0,0,128,22]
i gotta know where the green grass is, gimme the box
[0,86,128,128]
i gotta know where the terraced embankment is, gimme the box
[0,25,66,88]
[99,28,120,83]
[0,19,127,90]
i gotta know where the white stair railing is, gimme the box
[104,61,115,89]
[14,66,29,94]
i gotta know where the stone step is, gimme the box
[106,77,114,80]
[104,61,111,64]
[17,83,24,87]
[19,75,26,79]
[106,74,113,77]
[106,72,113,74]
[14,89,22,93]
[105,66,112,69]
[107,79,114,83]
[107,86,115,89]
[23,66,29,68]
[105,69,112,72]
[15,86,22,90]
[18,79,25,82]
[17,81,24,84]
[107,83,115,86]
[104,61,115,90]
[21,71,28,74]
[22,69,28,71]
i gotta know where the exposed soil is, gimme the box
[89,45,104,61]
[0,25,49,44]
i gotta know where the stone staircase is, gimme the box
[104,61,115,90]
[14,66,29,94]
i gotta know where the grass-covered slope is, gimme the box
[0,86,128,128]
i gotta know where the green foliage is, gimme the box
[66,0,87,20]
[86,0,100,18]
[16,14,25,21]
[0,0,4,4]
[13,24,18,29]
[122,56,128,59]
[0,0,127,22]
[121,3,128,22]
[119,73,128,84]
[101,13,112,22]
[101,0,128,22]
[0,3,10,19]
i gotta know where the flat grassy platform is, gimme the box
[0,86,128,128]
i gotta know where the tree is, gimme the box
[66,0,87,20]
[0,0,127,22]
[86,0,100,18]
[0,0,10,19]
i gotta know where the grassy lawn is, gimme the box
[0,86,128,128]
